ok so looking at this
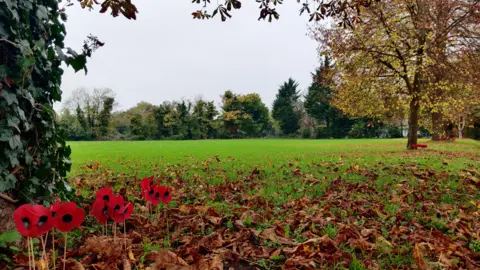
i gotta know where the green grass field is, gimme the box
[69,138,480,175]
[67,139,480,269]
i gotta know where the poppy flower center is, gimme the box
[103,195,110,202]
[155,192,160,199]
[102,206,108,216]
[149,189,154,196]
[114,204,121,211]
[62,214,73,223]
[22,217,30,229]
[52,211,57,217]
[164,191,169,197]
[37,215,48,226]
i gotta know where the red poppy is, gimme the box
[32,205,55,235]
[158,186,172,204]
[111,202,134,223]
[108,194,125,219]
[121,203,134,220]
[91,199,109,224]
[140,176,154,198]
[96,187,113,203]
[50,199,62,219]
[14,204,40,237]
[146,185,161,206]
[55,202,85,232]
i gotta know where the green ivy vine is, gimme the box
[1,0,78,203]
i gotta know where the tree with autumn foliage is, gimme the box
[315,0,480,149]
[221,90,270,137]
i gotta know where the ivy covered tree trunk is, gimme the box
[407,97,420,150]
[1,0,75,234]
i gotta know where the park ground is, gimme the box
[63,139,480,269]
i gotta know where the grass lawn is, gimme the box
[66,139,480,269]
[69,138,480,174]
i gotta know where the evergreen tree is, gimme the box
[272,78,301,135]
[304,57,353,138]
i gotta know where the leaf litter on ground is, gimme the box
[8,145,480,269]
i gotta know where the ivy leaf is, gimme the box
[8,135,22,150]
[20,57,35,69]
[36,5,48,20]
[25,152,33,165]
[18,40,31,54]
[55,46,67,61]
[66,47,79,57]
[66,55,88,74]
[10,9,19,21]
[1,90,19,105]
[1,0,14,9]
[18,109,26,121]
[7,116,20,132]
[0,129,13,141]
[0,174,16,192]
[30,177,40,186]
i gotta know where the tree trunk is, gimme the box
[407,97,420,149]
[406,0,427,150]
[310,120,317,139]
[431,112,443,140]
[458,115,465,139]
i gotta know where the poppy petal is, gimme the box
[91,199,109,224]
[32,205,55,235]
[123,203,134,220]
[14,204,40,237]
[108,195,125,219]
[50,199,63,221]
[71,208,85,228]
[96,187,113,203]
[55,202,84,232]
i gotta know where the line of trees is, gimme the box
[58,53,480,141]
[57,64,419,141]
[58,52,480,142]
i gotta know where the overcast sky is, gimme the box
[57,1,320,111]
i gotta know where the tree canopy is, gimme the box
[315,0,480,149]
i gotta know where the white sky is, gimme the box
[57,1,320,111]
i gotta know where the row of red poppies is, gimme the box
[13,201,84,238]
[13,177,172,238]
[92,187,134,225]
[140,176,172,205]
